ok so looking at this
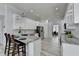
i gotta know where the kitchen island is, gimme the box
[15,36,41,56]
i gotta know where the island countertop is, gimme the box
[15,36,41,44]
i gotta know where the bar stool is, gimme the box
[4,33,15,56]
[4,33,8,55]
[4,33,14,56]
[4,33,26,56]
[11,35,26,56]
[7,34,15,56]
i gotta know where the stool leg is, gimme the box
[4,41,8,54]
[23,45,26,56]
[12,43,16,56]
[22,46,24,56]
[7,42,10,56]
[17,45,20,56]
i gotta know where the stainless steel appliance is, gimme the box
[36,26,44,39]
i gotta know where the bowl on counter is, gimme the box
[21,34,28,36]
[21,34,35,36]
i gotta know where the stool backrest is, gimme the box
[7,34,12,42]
[11,35,16,56]
[11,35,15,43]
[4,33,8,41]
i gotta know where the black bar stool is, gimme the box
[11,35,26,56]
[4,33,26,56]
[4,33,8,55]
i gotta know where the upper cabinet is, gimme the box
[65,3,79,24]
[64,3,79,29]
[13,14,38,29]
[74,3,79,23]
[64,3,74,25]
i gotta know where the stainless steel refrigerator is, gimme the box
[36,26,44,39]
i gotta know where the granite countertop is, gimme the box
[61,33,79,45]
[15,36,40,44]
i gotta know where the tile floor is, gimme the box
[41,36,62,56]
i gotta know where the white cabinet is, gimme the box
[64,3,74,25]
[65,3,79,24]
[27,39,41,56]
[13,14,37,29]
[63,43,79,56]
[0,4,5,15]
[64,3,79,29]
[74,3,79,23]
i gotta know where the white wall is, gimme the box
[5,8,14,33]
[0,16,4,44]
[0,4,6,46]
[0,4,5,15]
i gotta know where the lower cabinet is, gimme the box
[63,43,79,56]
[26,39,41,56]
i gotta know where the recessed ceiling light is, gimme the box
[56,8,58,10]
[30,9,34,13]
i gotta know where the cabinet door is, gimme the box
[64,3,74,25]
[27,39,41,56]
[34,39,41,56]
[74,3,79,23]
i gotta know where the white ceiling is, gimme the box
[8,3,68,21]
